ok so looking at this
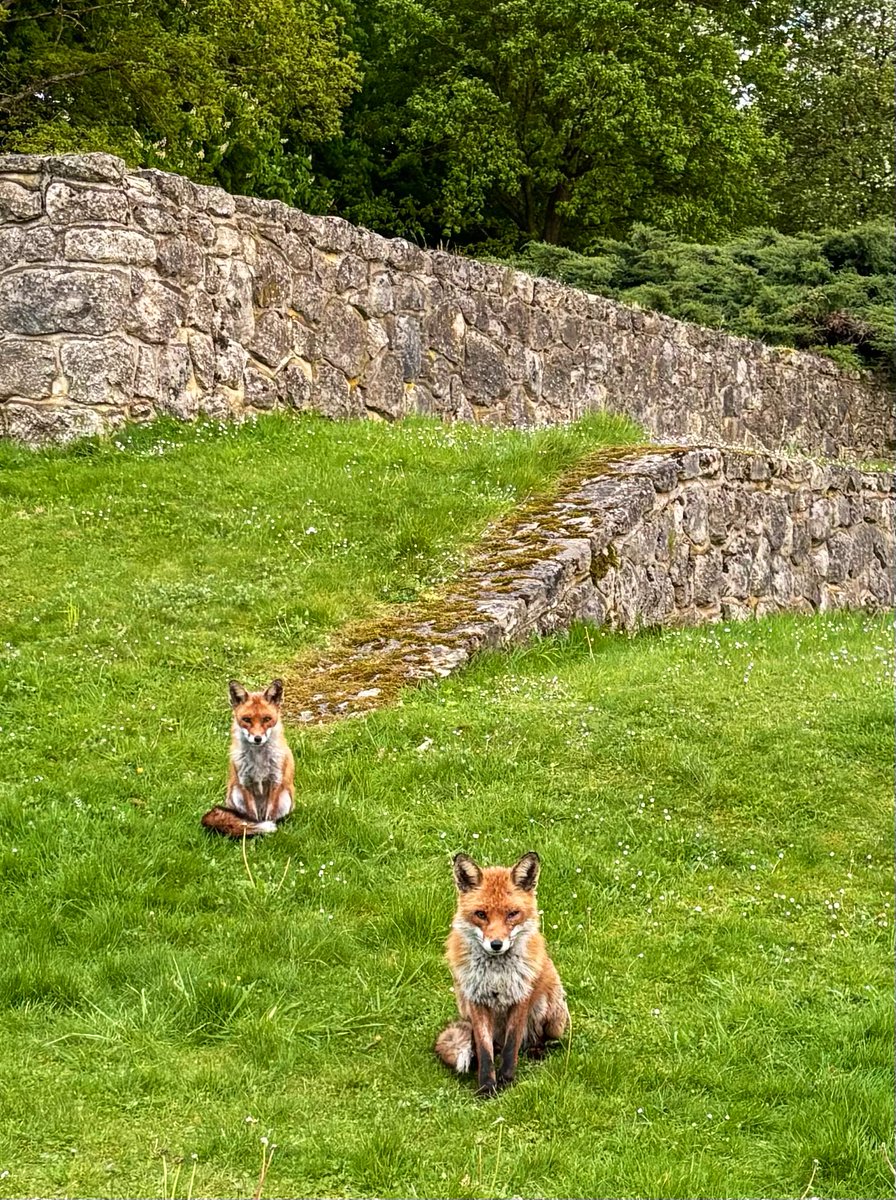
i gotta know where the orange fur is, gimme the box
[435,852,568,1095]
[200,679,295,838]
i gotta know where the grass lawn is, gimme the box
[0,415,892,1199]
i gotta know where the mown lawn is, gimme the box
[0,416,892,1200]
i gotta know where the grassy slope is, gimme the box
[0,416,892,1199]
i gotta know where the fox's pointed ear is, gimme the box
[453,853,482,892]
[228,680,249,708]
[511,851,540,892]
[263,678,284,706]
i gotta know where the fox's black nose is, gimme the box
[252,735,263,744]
[490,939,503,951]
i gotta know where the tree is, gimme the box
[316,0,781,250]
[755,1,894,231]
[0,0,360,205]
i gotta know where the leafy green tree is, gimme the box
[756,1,894,231]
[318,0,781,250]
[0,0,360,205]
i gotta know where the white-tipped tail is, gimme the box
[435,1020,475,1073]
[201,808,280,838]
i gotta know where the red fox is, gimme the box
[201,679,295,838]
[435,851,569,1095]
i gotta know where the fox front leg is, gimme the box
[267,786,293,822]
[497,1002,528,1089]
[469,1006,498,1097]
[228,783,260,820]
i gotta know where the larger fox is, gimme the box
[201,679,294,837]
[435,851,569,1096]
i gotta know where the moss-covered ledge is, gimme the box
[282,446,894,725]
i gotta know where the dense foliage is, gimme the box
[0,0,360,205]
[511,222,895,376]
[0,0,892,249]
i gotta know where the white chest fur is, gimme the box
[455,928,538,1009]
[233,738,282,789]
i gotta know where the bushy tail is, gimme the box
[200,807,278,838]
[435,1020,475,1074]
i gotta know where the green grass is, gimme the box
[0,415,892,1199]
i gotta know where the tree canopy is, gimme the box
[0,0,892,247]
[0,0,360,205]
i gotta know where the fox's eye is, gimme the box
[473,910,487,921]
[507,910,520,920]
[261,716,272,725]
[241,717,251,725]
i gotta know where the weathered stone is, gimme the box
[292,273,325,323]
[0,401,107,444]
[362,352,405,419]
[0,226,59,263]
[0,268,128,335]
[316,359,362,419]
[463,330,507,402]
[134,345,158,399]
[0,179,41,222]
[156,236,204,286]
[188,331,215,389]
[0,339,57,398]
[320,298,365,377]
[279,361,312,409]
[157,343,197,418]
[45,181,128,225]
[0,154,893,466]
[64,228,155,265]
[427,302,465,363]
[253,241,292,308]
[244,364,278,410]
[60,337,136,404]
[394,316,422,382]
[249,310,293,369]
[127,276,183,343]
[215,337,248,389]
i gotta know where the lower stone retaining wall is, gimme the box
[285,447,894,723]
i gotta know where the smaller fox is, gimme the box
[435,851,569,1096]
[201,678,295,838]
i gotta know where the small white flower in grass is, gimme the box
[245,1115,258,1124]
[651,1008,661,1017]
[305,526,317,535]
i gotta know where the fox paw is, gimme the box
[475,1080,498,1098]
[526,1043,547,1061]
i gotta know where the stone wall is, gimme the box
[285,446,895,722]
[0,153,892,458]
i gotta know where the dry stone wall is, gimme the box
[0,153,892,459]
[285,447,895,723]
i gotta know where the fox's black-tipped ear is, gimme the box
[263,678,284,706]
[228,680,249,708]
[511,852,540,892]
[453,853,483,892]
